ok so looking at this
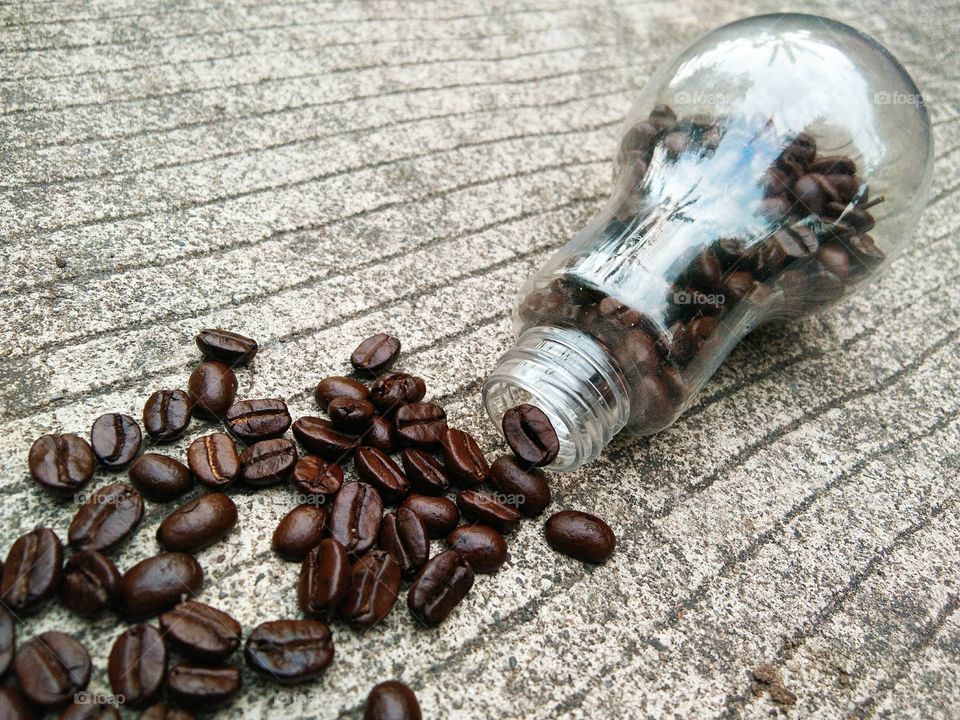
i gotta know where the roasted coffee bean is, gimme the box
[121,553,203,620]
[350,333,401,373]
[366,415,396,453]
[407,550,473,626]
[816,243,851,278]
[14,632,90,709]
[687,248,722,290]
[142,390,192,442]
[501,404,559,467]
[399,495,459,539]
[328,397,375,434]
[186,433,239,489]
[314,376,369,410]
[369,373,426,414]
[456,490,521,534]
[545,510,616,563]
[159,601,241,663]
[0,606,14,678]
[720,270,757,303]
[60,700,121,720]
[378,509,428,578]
[774,226,819,259]
[298,539,351,617]
[341,550,401,626]
[489,456,551,517]
[225,398,291,442]
[439,428,489,487]
[848,234,885,268]
[69,482,144,552]
[273,504,328,561]
[195,328,258,365]
[166,664,241,709]
[809,155,856,176]
[60,550,121,616]
[291,456,343,499]
[139,703,194,720]
[400,449,449,495]
[394,403,447,446]
[239,438,298,486]
[0,687,34,720]
[292,417,358,460]
[90,413,141,469]
[354,447,409,501]
[328,482,382,558]
[187,362,238,419]
[364,681,422,720]
[634,373,675,425]
[244,620,334,684]
[0,527,63,613]
[108,624,167,706]
[129,454,194,502]
[447,525,507,574]
[28,433,94,495]
[157,493,237,552]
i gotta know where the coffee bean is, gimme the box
[186,433,239,489]
[142,390,193,442]
[239,438,298,486]
[60,550,121,616]
[328,482,382,558]
[456,490,521,534]
[447,525,507,574]
[187,362,238,419]
[68,482,144,552]
[439,428,489,487]
[378,509,428,578]
[329,397,375,434]
[687,248,722,290]
[159,601,241,663]
[369,373,426,414]
[501,404,559,467]
[364,680,422,720]
[291,456,343,499]
[292,417,358,460]
[90,413,141,469]
[28,433,95,495]
[129,454,194,502]
[816,243,851,279]
[407,550,473,626]
[400,449,449,495]
[394,403,447,446]
[273,504,328,561]
[14,632,90,709]
[399,495,459,539]
[0,606,14,678]
[195,328,258,365]
[488,456,551,517]
[166,664,241,710]
[354,447,410,501]
[244,620,334,684]
[848,234,885,268]
[366,415,396,453]
[0,687,34,720]
[157,493,237,552]
[721,271,757,303]
[298,538,351,618]
[808,155,856,176]
[350,333,401,373]
[341,550,401,626]
[108,624,167,707]
[225,398,291,442]
[0,527,63,613]
[60,700,121,720]
[121,553,203,620]
[544,510,616,563]
[314,376,369,410]
[139,703,195,720]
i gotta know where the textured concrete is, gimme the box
[1,0,959,718]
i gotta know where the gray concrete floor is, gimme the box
[2,0,959,718]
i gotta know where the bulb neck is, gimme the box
[482,326,631,472]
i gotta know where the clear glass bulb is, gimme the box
[483,13,933,472]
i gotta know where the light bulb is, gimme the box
[483,13,933,472]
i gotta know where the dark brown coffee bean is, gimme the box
[489,455,551,517]
[68,482,144,552]
[166,664,240,710]
[378,509,428,578]
[0,606,14,678]
[328,397,375,434]
[407,550,473,626]
[195,328,258,365]
[399,495,459,539]
[816,244,851,279]
[187,362,238,419]
[848,234,885,268]
[369,373,426,414]
[28,433,94,495]
[14,632,90,710]
[350,333,401,373]
[366,415,396,453]
[159,601,241,663]
[90,413,141,469]
[752,235,788,279]
[290,456,343,499]
[225,398,291,442]
[439,428,489,488]
[157,493,237,552]
[328,482,382,558]
[142,390,192,442]
[244,620,334,684]
[108,624,167,707]
[545,510,616,563]
[298,539,351,618]
[314,376,369,410]
[502,404,559,467]
[635,373,675,425]
[809,155,856,176]
[139,703,194,720]
[129,454,194,502]
[59,700,120,720]
[60,550,121,616]
[0,527,63,613]
[292,417,358,460]
[394,403,447,446]
[687,248,722,290]
[273,504,327,561]
[447,525,507,573]
[341,550,401,626]
[0,687,34,720]
[186,433,239,489]
[364,680,422,720]
[121,553,203,620]
[721,271,757,303]
[354,447,409,501]
[239,438,297,486]
[456,490,521,534]
[400,449,449,495]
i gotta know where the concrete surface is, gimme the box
[1,0,959,718]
